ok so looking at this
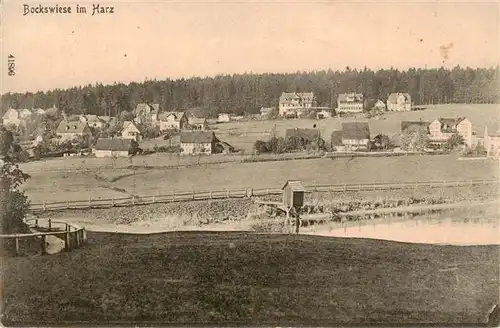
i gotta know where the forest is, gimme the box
[1,66,498,118]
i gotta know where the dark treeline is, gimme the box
[2,66,498,118]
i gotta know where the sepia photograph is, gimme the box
[0,0,499,326]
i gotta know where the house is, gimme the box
[337,93,365,113]
[121,121,141,141]
[387,93,412,112]
[158,111,188,131]
[260,107,274,117]
[428,117,472,147]
[285,128,321,143]
[218,113,231,123]
[19,108,32,119]
[373,100,386,111]
[93,138,133,158]
[33,108,46,115]
[483,125,500,158]
[56,120,92,141]
[180,131,218,155]
[188,117,208,130]
[2,108,21,126]
[134,103,159,123]
[316,109,333,119]
[341,122,370,150]
[279,92,316,118]
[84,115,106,129]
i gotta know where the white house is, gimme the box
[218,113,231,123]
[387,93,412,111]
[2,108,21,126]
[93,138,133,158]
[19,108,32,119]
[158,111,187,131]
[428,117,472,147]
[84,115,107,129]
[337,93,364,113]
[279,92,316,117]
[316,109,333,119]
[180,131,218,155]
[134,103,159,124]
[373,100,386,111]
[121,121,142,141]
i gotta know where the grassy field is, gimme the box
[212,104,499,151]
[2,231,498,325]
[22,154,499,202]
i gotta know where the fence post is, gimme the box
[210,190,213,199]
[48,219,52,231]
[112,197,115,207]
[42,201,46,211]
[15,237,20,256]
[65,232,70,251]
[66,200,69,209]
[35,219,39,227]
[132,196,135,205]
[76,230,81,247]
[344,184,347,191]
[192,191,195,200]
[40,235,47,255]
[152,195,156,204]
[227,190,230,198]
[82,228,87,243]
[88,197,92,209]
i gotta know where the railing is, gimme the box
[0,218,87,256]
[27,179,499,213]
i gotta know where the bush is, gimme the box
[154,145,180,153]
[265,137,286,154]
[254,140,268,154]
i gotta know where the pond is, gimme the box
[304,209,500,246]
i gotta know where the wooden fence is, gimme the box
[27,179,499,213]
[0,218,87,256]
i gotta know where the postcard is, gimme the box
[1,0,499,326]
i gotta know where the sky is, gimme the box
[1,0,499,93]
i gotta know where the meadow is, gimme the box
[22,154,499,203]
[2,231,498,325]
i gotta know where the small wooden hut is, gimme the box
[282,180,305,209]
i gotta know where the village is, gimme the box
[2,91,499,162]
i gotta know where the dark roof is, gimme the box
[338,93,364,103]
[438,117,466,127]
[341,122,370,140]
[285,128,321,141]
[401,121,430,132]
[56,120,90,134]
[331,130,343,146]
[180,131,217,143]
[282,180,306,191]
[135,103,160,114]
[95,138,133,151]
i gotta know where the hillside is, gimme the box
[2,232,498,325]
